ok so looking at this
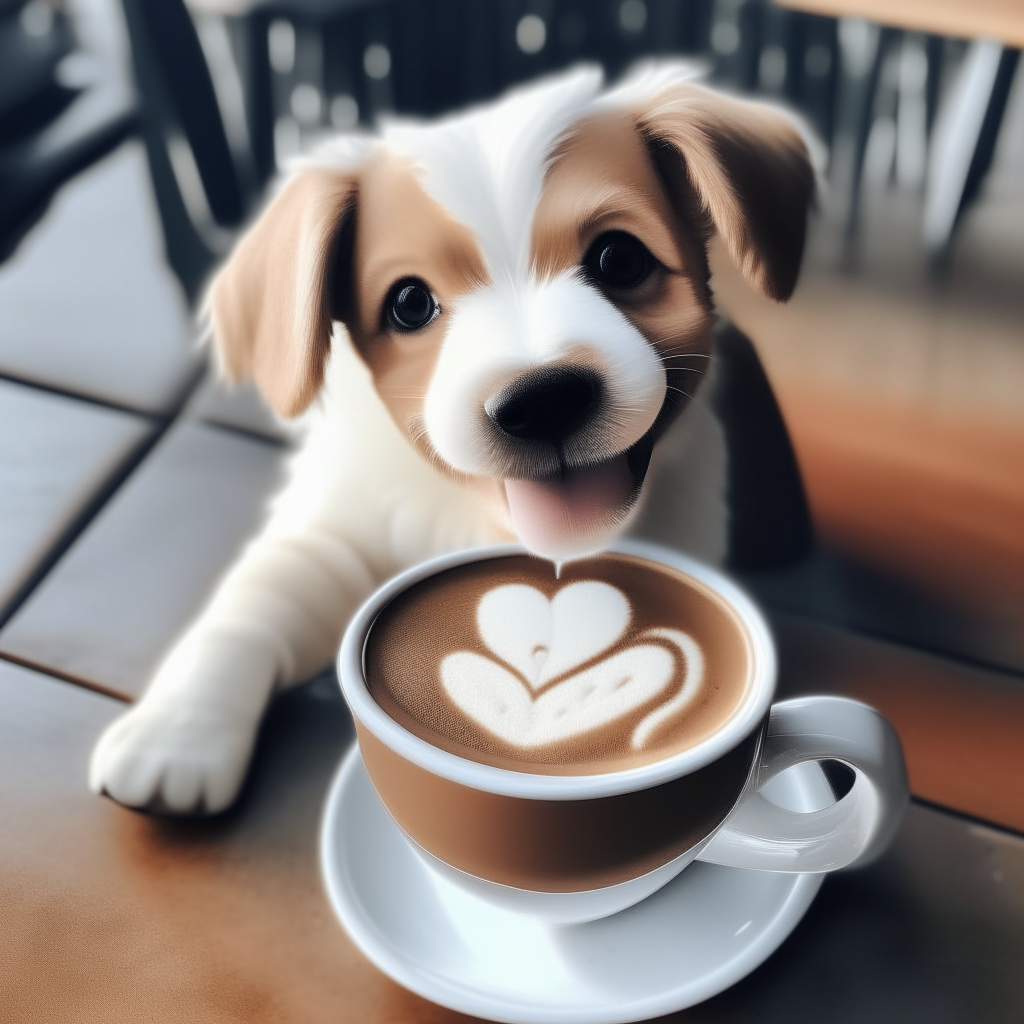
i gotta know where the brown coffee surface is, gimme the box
[365,553,753,774]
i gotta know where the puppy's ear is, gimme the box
[638,84,813,302]
[208,168,357,417]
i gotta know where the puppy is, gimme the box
[90,63,814,814]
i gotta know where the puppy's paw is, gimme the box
[89,698,261,814]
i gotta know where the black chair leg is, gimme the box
[839,24,898,254]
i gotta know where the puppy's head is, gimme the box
[210,65,813,560]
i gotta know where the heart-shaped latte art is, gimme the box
[441,645,676,749]
[441,580,705,751]
[476,581,630,689]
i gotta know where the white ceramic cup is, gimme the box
[338,540,909,924]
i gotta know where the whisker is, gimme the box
[408,417,475,483]
[664,385,716,421]
[664,384,701,403]
[661,360,706,373]
[656,348,713,359]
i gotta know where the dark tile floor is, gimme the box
[1,420,285,697]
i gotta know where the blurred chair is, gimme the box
[118,0,273,303]
[778,0,1024,260]
[115,0,1018,298]
[0,0,139,263]
[923,39,1019,263]
[254,1,840,156]
[128,0,724,301]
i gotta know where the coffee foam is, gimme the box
[365,553,753,775]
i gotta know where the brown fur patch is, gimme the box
[210,82,811,432]
[209,168,357,417]
[637,84,813,302]
[347,150,490,441]
[533,110,717,414]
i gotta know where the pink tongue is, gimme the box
[504,456,634,560]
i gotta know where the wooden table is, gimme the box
[4,623,1024,1023]
[778,0,1024,47]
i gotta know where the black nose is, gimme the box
[487,366,602,445]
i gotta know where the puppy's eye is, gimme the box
[385,278,439,332]
[583,231,655,290]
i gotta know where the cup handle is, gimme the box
[696,696,909,873]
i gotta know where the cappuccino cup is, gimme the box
[338,540,908,925]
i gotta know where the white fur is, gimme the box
[89,67,735,815]
[90,340,508,812]
[632,381,730,566]
[384,67,603,278]
[425,272,665,477]
[597,60,706,113]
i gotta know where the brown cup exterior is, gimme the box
[355,719,765,893]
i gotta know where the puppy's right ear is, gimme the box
[635,80,814,302]
[208,168,357,417]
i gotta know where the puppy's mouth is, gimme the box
[503,431,655,561]
[415,361,695,561]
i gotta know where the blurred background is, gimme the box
[1,0,1022,679]
[2,3,1024,1019]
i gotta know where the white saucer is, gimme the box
[320,748,829,1024]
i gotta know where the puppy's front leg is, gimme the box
[89,526,377,814]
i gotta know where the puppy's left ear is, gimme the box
[207,168,357,417]
[638,83,814,302]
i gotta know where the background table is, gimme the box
[780,0,1024,48]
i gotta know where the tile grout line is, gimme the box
[1,654,1019,843]
[198,417,290,449]
[0,370,164,418]
[764,603,1024,687]
[0,362,209,632]
[3,656,1021,841]
[910,796,1024,842]
[0,651,131,703]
